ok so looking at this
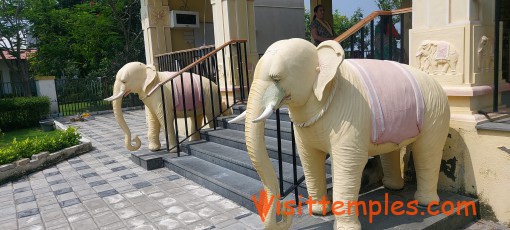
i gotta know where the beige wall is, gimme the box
[440,121,510,225]
[167,0,214,51]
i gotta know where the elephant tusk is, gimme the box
[104,91,125,101]
[228,111,246,123]
[252,104,274,123]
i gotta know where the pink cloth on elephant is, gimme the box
[345,59,424,144]
[165,72,203,111]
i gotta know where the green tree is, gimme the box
[0,0,33,96]
[304,9,310,42]
[337,8,365,55]
[375,0,402,11]
[333,9,351,37]
[26,0,144,79]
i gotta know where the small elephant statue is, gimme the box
[230,39,450,229]
[105,62,227,152]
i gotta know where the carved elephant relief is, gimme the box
[477,35,494,71]
[416,40,459,75]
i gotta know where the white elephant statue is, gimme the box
[105,62,226,152]
[230,39,450,229]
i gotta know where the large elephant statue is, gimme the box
[230,39,450,229]
[105,62,226,152]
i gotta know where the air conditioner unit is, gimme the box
[170,10,199,28]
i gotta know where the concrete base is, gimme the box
[130,150,176,170]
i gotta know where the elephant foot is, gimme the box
[334,218,361,230]
[168,146,179,153]
[189,134,201,141]
[310,201,332,216]
[414,191,440,206]
[149,142,161,152]
[382,177,404,191]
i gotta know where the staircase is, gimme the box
[163,105,383,213]
[131,105,480,229]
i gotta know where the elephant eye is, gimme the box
[270,74,281,82]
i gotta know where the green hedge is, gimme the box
[0,127,81,165]
[0,97,50,131]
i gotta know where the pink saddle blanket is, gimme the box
[165,72,203,112]
[345,59,424,144]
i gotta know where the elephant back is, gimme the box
[345,59,424,144]
[165,72,203,112]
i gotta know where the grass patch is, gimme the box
[0,128,60,147]
[0,127,81,165]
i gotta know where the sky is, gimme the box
[304,0,380,18]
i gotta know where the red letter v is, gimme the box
[252,190,274,222]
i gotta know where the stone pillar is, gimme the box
[410,0,510,121]
[410,0,510,224]
[34,76,58,115]
[211,0,259,101]
[141,0,172,67]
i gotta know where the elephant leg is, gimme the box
[380,150,404,190]
[205,109,216,129]
[330,147,368,230]
[411,129,448,205]
[299,145,329,215]
[158,108,178,153]
[146,107,161,151]
[164,118,179,153]
[188,115,202,141]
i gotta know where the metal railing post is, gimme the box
[494,0,501,112]
[276,109,284,196]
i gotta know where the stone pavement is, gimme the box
[0,109,265,230]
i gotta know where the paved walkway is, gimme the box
[0,109,264,230]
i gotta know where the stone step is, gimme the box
[200,127,311,169]
[181,140,331,196]
[196,127,382,193]
[163,154,265,213]
[219,115,293,141]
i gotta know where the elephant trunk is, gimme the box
[108,80,141,151]
[245,79,292,229]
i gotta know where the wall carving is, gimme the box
[415,40,459,75]
[477,35,494,71]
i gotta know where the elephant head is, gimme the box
[233,39,344,229]
[104,62,160,151]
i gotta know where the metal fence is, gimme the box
[0,81,37,98]
[158,45,216,75]
[55,77,143,116]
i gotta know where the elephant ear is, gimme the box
[144,65,158,93]
[313,40,345,102]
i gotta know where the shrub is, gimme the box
[0,97,51,131]
[0,127,81,165]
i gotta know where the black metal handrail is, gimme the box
[493,0,501,112]
[149,40,250,153]
[336,7,412,63]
